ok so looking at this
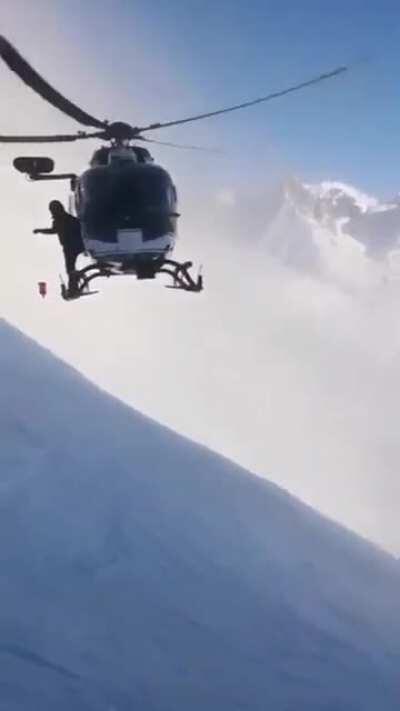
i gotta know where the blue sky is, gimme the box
[54,0,400,196]
[2,0,400,195]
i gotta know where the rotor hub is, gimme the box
[104,122,139,142]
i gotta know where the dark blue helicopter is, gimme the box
[0,35,348,300]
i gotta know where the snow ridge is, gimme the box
[1,319,400,710]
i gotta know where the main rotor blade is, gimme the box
[138,65,349,133]
[0,131,104,143]
[0,36,107,129]
[139,136,221,152]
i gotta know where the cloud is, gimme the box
[215,188,236,206]
[6,205,400,555]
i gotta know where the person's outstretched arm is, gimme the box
[33,225,57,235]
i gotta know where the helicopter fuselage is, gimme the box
[13,148,197,291]
[70,154,178,269]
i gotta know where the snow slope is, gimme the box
[1,319,400,710]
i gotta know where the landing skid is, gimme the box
[159,259,203,292]
[60,258,203,301]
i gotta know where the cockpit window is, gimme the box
[108,148,137,167]
[80,165,175,239]
[90,146,153,167]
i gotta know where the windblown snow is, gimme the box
[1,319,399,710]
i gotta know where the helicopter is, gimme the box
[0,35,349,300]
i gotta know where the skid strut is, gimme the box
[159,260,203,292]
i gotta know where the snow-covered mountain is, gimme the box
[1,319,400,710]
[291,179,400,258]
[215,177,400,281]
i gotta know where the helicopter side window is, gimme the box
[166,184,178,212]
[132,146,153,163]
[90,147,110,167]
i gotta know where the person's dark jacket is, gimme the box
[42,213,84,253]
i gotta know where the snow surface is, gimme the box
[1,319,400,710]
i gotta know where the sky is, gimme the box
[1,1,400,555]
[1,0,400,194]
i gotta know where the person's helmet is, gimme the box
[49,200,65,216]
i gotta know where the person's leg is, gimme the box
[63,247,80,294]
[63,246,78,275]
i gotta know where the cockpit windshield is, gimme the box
[80,164,177,242]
